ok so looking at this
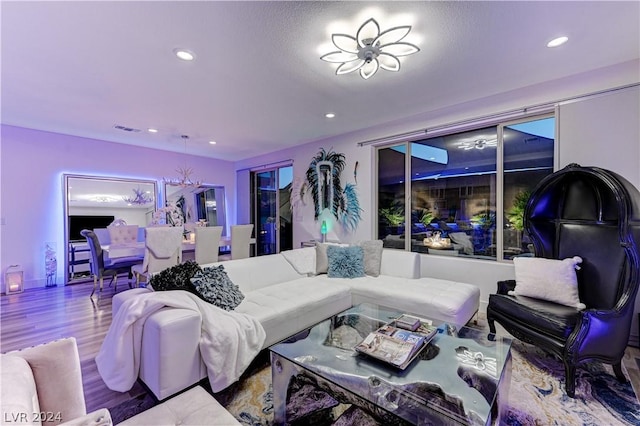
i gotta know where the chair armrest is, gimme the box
[569,309,632,361]
[59,408,112,426]
[497,280,516,295]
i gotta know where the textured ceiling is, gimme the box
[2,1,639,161]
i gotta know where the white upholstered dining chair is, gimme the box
[195,226,223,264]
[132,227,184,286]
[230,224,254,260]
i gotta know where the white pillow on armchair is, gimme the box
[510,256,586,310]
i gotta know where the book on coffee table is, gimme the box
[354,316,438,369]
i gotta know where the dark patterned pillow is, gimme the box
[190,265,244,311]
[149,260,202,293]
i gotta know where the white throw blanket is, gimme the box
[96,290,266,392]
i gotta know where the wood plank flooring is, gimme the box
[3,279,639,417]
[0,279,147,413]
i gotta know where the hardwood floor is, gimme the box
[0,279,147,412]
[3,279,639,417]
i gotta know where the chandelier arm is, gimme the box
[373,26,412,46]
[356,18,380,48]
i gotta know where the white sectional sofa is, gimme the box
[112,248,480,400]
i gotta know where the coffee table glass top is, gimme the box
[270,303,512,425]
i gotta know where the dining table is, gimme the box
[103,236,256,259]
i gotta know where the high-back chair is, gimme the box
[231,224,254,260]
[80,229,142,297]
[195,226,223,264]
[487,163,640,397]
[132,227,184,287]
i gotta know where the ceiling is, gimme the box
[2,1,638,162]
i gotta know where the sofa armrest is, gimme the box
[59,409,112,426]
[497,279,516,295]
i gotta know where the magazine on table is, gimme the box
[354,315,438,369]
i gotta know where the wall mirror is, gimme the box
[64,174,157,284]
[163,183,227,234]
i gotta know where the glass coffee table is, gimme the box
[270,303,512,425]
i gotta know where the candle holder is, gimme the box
[5,265,24,294]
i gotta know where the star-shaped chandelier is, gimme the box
[320,18,420,80]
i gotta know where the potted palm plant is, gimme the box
[379,202,404,234]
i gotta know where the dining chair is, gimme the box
[195,226,223,264]
[132,227,184,287]
[80,229,142,297]
[231,224,254,260]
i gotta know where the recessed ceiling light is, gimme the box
[174,48,195,61]
[209,140,217,145]
[547,36,568,48]
[148,128,158,133]
[325,112,336,118]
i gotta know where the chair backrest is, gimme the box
[92,228,111,245]
[107,224,139,245]
[195,226,223,264]
[80,229,104,276]
[525,164,640,313]
[143,227,184,274]
[231,224,254,260]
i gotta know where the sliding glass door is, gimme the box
[252,165,293,256]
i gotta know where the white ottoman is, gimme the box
[118,386,240,426]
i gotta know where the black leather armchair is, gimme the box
[487,163,640,397]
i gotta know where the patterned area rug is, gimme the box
[218,341,640,426]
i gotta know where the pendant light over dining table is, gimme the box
[163,134,202,188]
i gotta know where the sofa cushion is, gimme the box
[235,277,352,347]
[488,293,581,340]
[359,240,383,277]
[118,386,240,425]
[327,245,365,279]
[1,355,41,425]
[510,256,585,309]
[191,266,244,311]
[208,254,303,292]
[379,249,421,279]
[316,275,480,327]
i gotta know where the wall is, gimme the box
[235,62,640,321]
[0,126,236,290]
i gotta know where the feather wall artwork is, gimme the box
[304,148,362,232]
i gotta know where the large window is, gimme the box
[377,115,555,261]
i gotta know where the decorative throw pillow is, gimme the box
[359,240,383,277]
[281,247,316,276]
[510,256,586,309]
[327,245,365,279]
[149,260,202,293]
[315,242,349,275]
[190,265,244,310]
